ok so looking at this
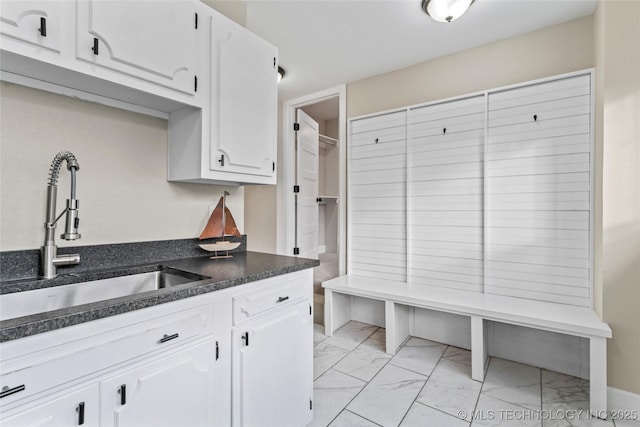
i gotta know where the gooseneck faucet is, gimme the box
[40,151,81,279]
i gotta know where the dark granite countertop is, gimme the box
[0,252,319,342]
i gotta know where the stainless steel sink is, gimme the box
[0,270,202,322]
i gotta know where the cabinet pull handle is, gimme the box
[119,384,126,405]
[218,154,225,167]
[92,38,99,55]
[242,331,249,346]
[0,384,25,399]
[215,341,219,360]
[277,296,289,303]
[159,333,179,343]
[39,17,47,37]
[374,138,379,144]
[533,114,538,122]
[77,402,85,425]
[443,127,447,135]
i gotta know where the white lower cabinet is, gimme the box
[1,383,99,427]
[99,339,217,427]
[231,282,313,427]
[0,270,313,427]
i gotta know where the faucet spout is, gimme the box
[40,151,81,279]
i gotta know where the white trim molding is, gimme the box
[608,387,640,423]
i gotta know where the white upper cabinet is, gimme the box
[167,7,278,185]
[0,1,62,55]
[76,0,198,96]
[209,14,278,179]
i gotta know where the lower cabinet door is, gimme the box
[232,300,313,427]
[0,383,99,427]
[99,339,217,427]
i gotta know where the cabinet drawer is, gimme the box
[0,304,214,408]
[233,279,309,325]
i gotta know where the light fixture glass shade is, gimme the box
[423,0,474,23]
[277,66,285,83]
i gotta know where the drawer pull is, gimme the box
[119,384,126,405]
[77,402,85,425]
[277,296,289,303]
[159,333,179,343]
[0,384,25,399]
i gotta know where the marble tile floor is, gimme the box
[311,321,622,427]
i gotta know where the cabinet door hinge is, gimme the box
[293,185,300,193]
[195,13,198,29]
[194,75,198,92]
[215,341,219,360]
[293,123,300,131]
[293,247,300,255]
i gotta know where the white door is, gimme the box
[76,0,197,95]
[296,109,319,259]
[232,301,313,427]
[99,340,216,426]
[0,384,99,427]
[210,13,278,179]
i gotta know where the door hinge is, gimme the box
[194,75,198,92]
[195,13,198,29]
[215,341,219,360]
[293,247,300,255]
[310,399,313,410]
[293,123,300,131]
[293,185,300,193]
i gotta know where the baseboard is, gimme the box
[608,387,640,423]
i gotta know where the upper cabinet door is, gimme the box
[76,0,198,95]
[0,1,62,54]
[210,14,278,179]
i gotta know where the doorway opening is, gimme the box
[279,85,346,325]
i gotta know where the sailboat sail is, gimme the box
[199,196,241,240]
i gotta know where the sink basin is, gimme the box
[0,269,204,322]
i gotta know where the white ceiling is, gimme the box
[245,0,597,101]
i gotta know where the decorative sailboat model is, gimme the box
[199,191,242,259]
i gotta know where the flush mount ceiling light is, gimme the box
[277,66,286,83]
[422,0,474,23]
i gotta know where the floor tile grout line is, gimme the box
[397,344,451,427]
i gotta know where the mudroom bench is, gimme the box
[322,275,611,413]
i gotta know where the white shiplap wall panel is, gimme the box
[349,110,407,281]
[408,96,485,293]
[486,74,592,307]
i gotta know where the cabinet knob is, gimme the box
[39,17,47,37]
[443,127,447,135]
[374,138,379,144]
[533,114,538,122]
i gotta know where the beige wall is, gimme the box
[595,0,640,396]
[348,16,594,118]
[202,0,247,27]
[0,83,244,251]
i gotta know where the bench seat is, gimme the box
[322,274,612,413]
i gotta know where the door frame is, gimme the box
[278,85,347,275]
